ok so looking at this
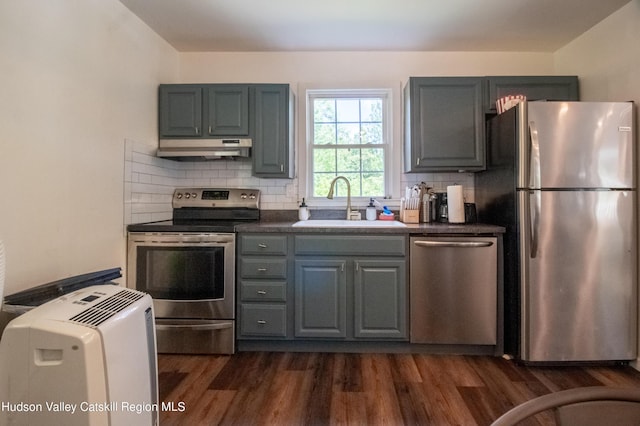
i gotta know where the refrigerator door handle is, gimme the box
[530,190,540,258]
[529,120,541,189]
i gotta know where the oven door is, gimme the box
[127,233,235,320]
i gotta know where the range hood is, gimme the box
[157,138,252,160]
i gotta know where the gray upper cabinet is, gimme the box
[158,83,294,178]
[404,75,579,173]
[159,85,203,137]
[159,84,249,138]
[252,84,294,178]
[404,77,486,173]
[207,85,250,136]
[486,76,579,112]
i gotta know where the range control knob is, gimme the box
[176,193,183,199]
[191,193,197,199]
[185,193,191,199]
[240,193,248,199]
[249,193,257,199]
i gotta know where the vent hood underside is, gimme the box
[157,138,252,160]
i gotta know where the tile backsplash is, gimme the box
[123,139,474,228]
[123,139,298,227]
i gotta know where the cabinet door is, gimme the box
[353,260,407,339]
[159,85,203,137]
[206,85,249,136]
[405,77,485,172]
[487,76,579,111]
[252,84,293,178]
[294,260,347,338]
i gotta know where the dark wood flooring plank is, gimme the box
[361,354,406,425]
[414,355,478,425]
[301,352,334,425]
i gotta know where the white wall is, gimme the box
[0,0,178,294]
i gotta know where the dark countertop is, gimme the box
[235,220,504,235]
[126,210,504,235]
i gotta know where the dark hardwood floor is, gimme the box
[158,352,640,425]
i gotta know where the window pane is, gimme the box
[313,173,337,197]
[309,92,389,200]
[361,123,383,144]
[337,148,361,173]
[337,123,360,144]
[336,99,360,122]
[314,123,336,145]
[313,149,336,172]
[341,173,362,197]
[314,99,335,122]
[361,147,384,171]
[362,172,385,196]
[361,99,382,122]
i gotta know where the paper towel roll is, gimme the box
[447,185,465,223]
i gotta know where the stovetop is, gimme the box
[128,187,261,233]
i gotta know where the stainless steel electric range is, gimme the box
[127,188,260,354]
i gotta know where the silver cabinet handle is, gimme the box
[195,126,200,135]
[257,290,267,295]
[413,241,493,248]
[257,320,267,325]
[258,243,268,248]
[156,322,232,331]
[257,268,267,272]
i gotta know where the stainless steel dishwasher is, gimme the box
[410,236,497,344]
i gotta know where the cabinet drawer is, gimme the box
[240,280,287,302]
[294,235,405,256]
[240,234,288,255]
[240,304,287,337]
[239,258,287,279]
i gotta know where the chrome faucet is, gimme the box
[327,176,361,220]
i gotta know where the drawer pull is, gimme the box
[257,290,267,295]
[258,243,268,248]
[257,268,268,272]
[257,320,267,325]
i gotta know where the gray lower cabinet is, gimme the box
[294,235,407,340]
[353,260,406,339]
[238,234,290,339]
[295,259,347,338]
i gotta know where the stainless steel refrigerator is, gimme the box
[476,101,637,362]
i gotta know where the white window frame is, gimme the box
[297,81,402,208]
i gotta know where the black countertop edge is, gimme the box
[235,221,505,235]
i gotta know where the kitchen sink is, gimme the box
[292,219,406,228]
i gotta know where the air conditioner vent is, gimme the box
[68,289,144,328]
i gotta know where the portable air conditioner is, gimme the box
[0,284,158,426]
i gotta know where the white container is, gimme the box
[366,207,377,221]
[447,185,465,223]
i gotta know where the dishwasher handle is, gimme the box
[413,240,493,248]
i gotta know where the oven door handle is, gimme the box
[155,322,233,331]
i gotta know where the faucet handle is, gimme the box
[348,211,362,221]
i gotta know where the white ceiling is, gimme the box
[119,0,629,52]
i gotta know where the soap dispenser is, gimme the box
[366,198,377,221]
[298,198,310,221]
